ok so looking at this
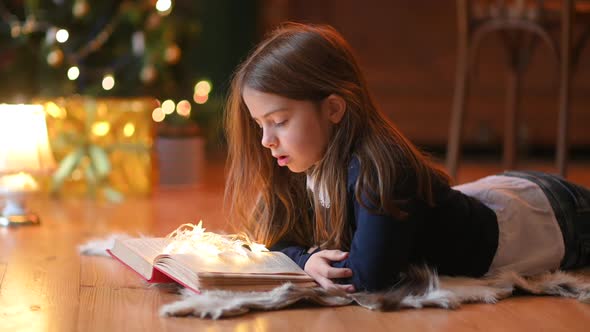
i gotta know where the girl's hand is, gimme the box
[304,250,355,293]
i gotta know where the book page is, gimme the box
[123,238,171,263]
[168,251,308,276]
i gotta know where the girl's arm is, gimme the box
[328,157,416,292]
[272,240,355,292]
[330,198,415,292]
[290,198,414,292]
[273,207,414,292]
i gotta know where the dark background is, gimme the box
[2,0,589,158]
[260,0,590,160]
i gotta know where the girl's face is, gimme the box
[243,87,343,173]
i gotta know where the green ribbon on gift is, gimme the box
[49,99,149,202]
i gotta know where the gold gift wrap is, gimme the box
[35,96,158,199]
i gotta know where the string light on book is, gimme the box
[163,221,268,263]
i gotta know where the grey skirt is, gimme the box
[501,171,590,270]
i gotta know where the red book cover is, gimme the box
[106,249,173,283]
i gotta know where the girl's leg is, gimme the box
[502,171,590,269]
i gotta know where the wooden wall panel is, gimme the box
[260,0,590,148]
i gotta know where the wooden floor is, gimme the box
[1,160,589,331]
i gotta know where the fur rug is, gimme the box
[159,267,590,319]
[78,233,131,257]
[79,236,590,320]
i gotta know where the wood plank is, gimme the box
[77,282,590,332]
[0,263,5,287]
[2,161,590,331]
[78,287,206,331]
[0,216,83,332]
[80,255,149,289]
[0,256,80,332]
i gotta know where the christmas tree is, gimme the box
[1,0,257,199]
[0,0,257,131]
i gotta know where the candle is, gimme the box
[0,172,39,194]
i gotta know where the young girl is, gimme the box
[224,22,590,293]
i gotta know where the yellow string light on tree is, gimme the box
[47,49,64,67]
[145,12,162,30]
[73,0,89,18]
[140,65,157,84]
[161,100,175,115]
[155,0,173,15]
[193,94,208,104]
[55,29,69,43]
[152,107,165,122]
[102,74,115,90]
[67,66,80,80]
[164,44,181,64]
[193,80,211,104]
[11,24,21,38]
[194,80,211,95]
[176,100,191,117]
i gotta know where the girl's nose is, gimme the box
[261,130,277,148]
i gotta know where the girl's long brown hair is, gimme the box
[224,22,450,250]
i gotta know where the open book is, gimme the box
[107,237,316,293]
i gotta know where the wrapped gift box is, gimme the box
[35,96,157,200]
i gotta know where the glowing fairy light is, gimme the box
[194,80,212,96]
[91,121,110,136]
[162,221,268,262]
[152,107,165,122]
[192,80,211,104]
[155,0,172,13]
[46,49,63,67]
[248,242,269,253]
[102,74,115,90]
[161,99,175,114]
[123,122,135,137]
[193,93,208,104]
[44,102,66,119]
[67,66,80,80]
[176,100,191,117]
[55,29,69,43]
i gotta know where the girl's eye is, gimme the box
[275,120,287,127]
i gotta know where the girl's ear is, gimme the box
[324,94,346,124]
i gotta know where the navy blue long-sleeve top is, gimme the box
[273,158,499,292]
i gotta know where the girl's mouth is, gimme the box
[277,156,290,166]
